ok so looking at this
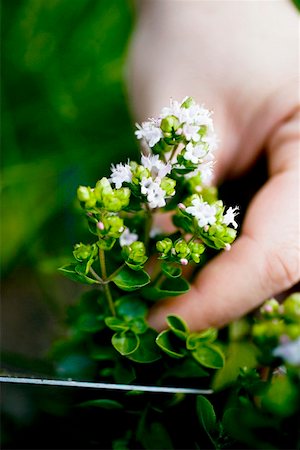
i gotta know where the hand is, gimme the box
[127,0,300,331]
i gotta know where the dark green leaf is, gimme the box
[77,313,104,332]
[112,331,140,356]
[166,315,189,340]
[128,318,148,334]
[142,277,190,300]
[112,267,150,291]
[161,261,182,278]
[196,395,218,446]
[192,344,225,369]
[97,237,116,251]
[156,330,185,359]
[115,295,148,320]
[128,329,161,363]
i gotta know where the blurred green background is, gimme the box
[1,0,137,361]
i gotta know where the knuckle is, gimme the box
[264,244,300,292]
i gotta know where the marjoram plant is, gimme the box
[55,97,300,449]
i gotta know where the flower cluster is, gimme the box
[156,237,205,265]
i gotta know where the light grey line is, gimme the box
[0,376,213,395]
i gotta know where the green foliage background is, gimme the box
[1,0,137,359]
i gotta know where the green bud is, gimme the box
[160,177,176,196]
[283,293,300,322]
[189,241,205,263]
[94,177,113,202]
[156,238,173,255]
[73,243,94,261]
[122,241,147,265]
[102,216,124,238]
[285,323,300,340]
[77,186,96,208]
[260,299,280,318]
[131,164,149,185]
[174,239,190,258]
[160,115,180,132]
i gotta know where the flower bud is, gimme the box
[160,115,180,133]
[181,97,195,109]
[160,177,176,196]
[189,241,205,263]
[174,239,190,258]
[260,299,280,318]
[156,238,173,255]
[102,215,124,238]
[283,293,300,322]
[122,241,147,266]
[73,243,94,261]
[77,186,90,202]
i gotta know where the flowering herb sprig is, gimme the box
[59,97,239,365]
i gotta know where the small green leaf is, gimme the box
[58,264,98,285]
[97,237,116,251]
[112,331,140,356]
[79,399,123,410]
[112,267,150,291]
[192,344,225,369]
[128,329,161,363]
[156,330,185,359]
[196,395,218,446]
[142,277,190,300]
[161,261,182,278]
[166,315,189,340]
[105,316,129,332]
[128,318,148,334]
[186,329,218,350]
[115,296,148,320]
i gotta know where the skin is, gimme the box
[127,0,300,331]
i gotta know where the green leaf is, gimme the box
[142,277,190,300]
[212,342,258,391]
[79,399,123,410]
[156,330,185,359]
[192,344,225,369]
[128,318,148,335]
[128,328,161,363]
[97,237,116,251]
[58,264,98,285]
[112,331,140,356]
[115,295,148,320]
[161,261,182,278]
[112,267,150,291]
[105,316,129,332]
[163,358,209,379]
[186,329,218,350]
[196,395,218,446]
[77,313,104,332]
[166,315,189,340]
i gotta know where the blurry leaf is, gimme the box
[196,395,218,447]
[192,345,224,369]
[115,295,148,320]
[212,341,258,391]
[112,267,150,291]
[105,316,129,332]
[261,375,299,417]
[79,399,123,410]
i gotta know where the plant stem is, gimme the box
[169,144,179,163]
[99,248,116,316]
[107,263,126,282]
[89,267,104,284]
[144,206,153,249]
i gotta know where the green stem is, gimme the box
[169,144,179,163]
[99,248,116,316]
[107,263,126,282]
[89,267,104,284]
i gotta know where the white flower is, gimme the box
[186,197,217,228]
[273,337,300,366]
[141,154,171,178]
[135,121,163,147]
[140,177,166,209]
[223,206,239,229]
[199,161,214,185]
[184,142,207,164]
[182,124,200,142]
[160,98,182,119]
[119,228,139,247]
[110,162,132,189]
[202,133,219,152]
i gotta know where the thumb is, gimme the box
[148,112,300,331]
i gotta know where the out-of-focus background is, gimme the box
[1,0,137,362]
